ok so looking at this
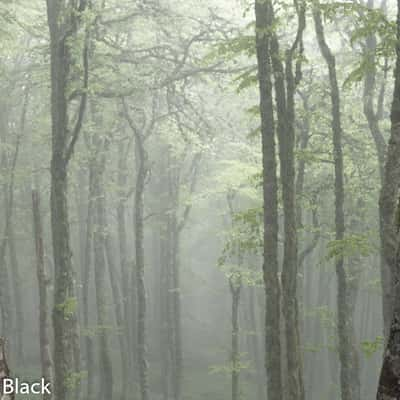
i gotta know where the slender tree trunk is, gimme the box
[362,0,391,339]
[247,286,265,400]
[255,2,283,398]
[313,6,354,400]
[230,281,241,400]
[123,100,150,400]
[83,162,95,400]
[117,141,134,382]
[135,146,149,400]
[0,107,15,352]
[104,234,129,400]
[92,151,113,400]
[32,190,53,400]
[8,207,23,365]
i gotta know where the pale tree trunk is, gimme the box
[255,1,283,398]
[104,233,129,400]
[0,104,16,353]
[247,286,265,400]
[91,131,113,400]
[117,140,134,383]
[362,0,391,340]
[83,161,95,400]
[230,279,241,400]
[313,6,355,400]
[9,89,29,365]
[32,190,53,400]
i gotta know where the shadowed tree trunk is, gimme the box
[0,337,14,400]
[377,0,400,397]
[45,1,90,398]
[255,1,283,398]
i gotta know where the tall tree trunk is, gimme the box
[32,189,53,400]
[92,143,113,400]
[313,6,354,400]
[376,0,400,396]
[135,143,149,400]
[123,100,150,400]
[254,2,283,398]
[117,140,134,381]
[46,1,89,398]
[83,162,95,400]
[8,202,23,366]
[266,2,306,397]
[362,0,391,339]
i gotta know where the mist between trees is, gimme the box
[1,0,400,399]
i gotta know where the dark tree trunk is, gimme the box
[377,0,400,396]
[254,1,283,398]
[46,1,89,397]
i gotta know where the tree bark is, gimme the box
[104,233,129,400]
[92,137,113,400]
[123,100,150,400]
[313,6,354,400]
[46,1,89,397]
[229,278,241,400]
[376,0,400,396]
[32,190,53,400]
[362,0,391,340]
[82,161,94,400]
[254,1,283,398]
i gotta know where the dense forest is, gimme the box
[1,0,400,399]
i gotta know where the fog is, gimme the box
[0,0,398,399]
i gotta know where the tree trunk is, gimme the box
[32,189,53,400]
[376,0,400,396]
[117,140,134,382]
[123,100,150,400]
[313,6,354,400]
[46,1,89,398]
[83,162,95,400]
[230,281,241,400]
[362,0,391,340]
[254,1,283,398]
[104,233,129,400]
[92,145,113,400]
